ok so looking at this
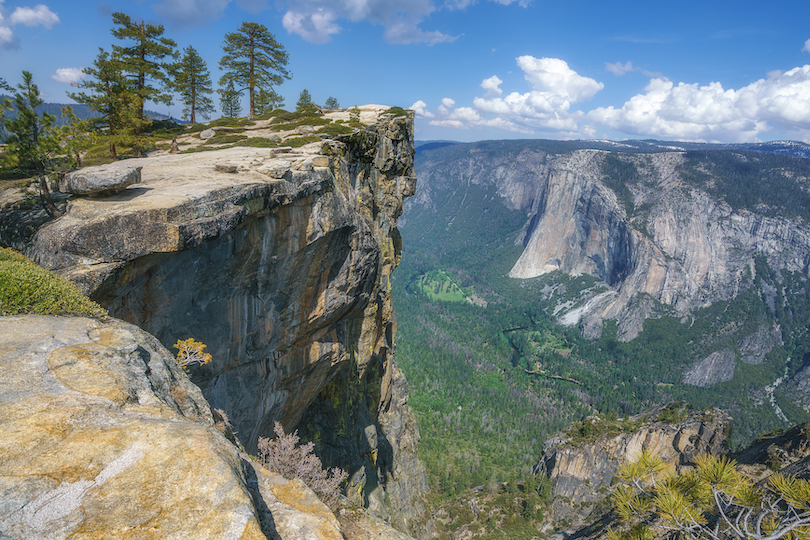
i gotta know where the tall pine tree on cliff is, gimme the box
[111,12,177,145]
[218,22,290,119]
[171,45,214,124]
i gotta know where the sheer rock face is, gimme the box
[414,146,810,341]
[537,409,732,525]
[507,150,810,340]
[20,112,426,530]
[0,315,414,540]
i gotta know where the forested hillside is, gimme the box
[394,139,810,536]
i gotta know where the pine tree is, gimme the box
[59,105,98,168]
[69,49,129,159]
[218,22,290,119]
[111,12,177,143]
[296,88,314,112]
[219,80,241,118]
[324,96,339,110]
[3,71,63,216]
[171,45,214,124]
[254,87,283,116]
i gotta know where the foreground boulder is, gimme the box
[0,315,411,540]
[58,164,142,197]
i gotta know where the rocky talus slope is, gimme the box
[0,107,427,534]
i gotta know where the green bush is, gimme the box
[0,247,107,318]
[384,106,408,117]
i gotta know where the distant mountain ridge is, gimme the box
[0,99,183,130]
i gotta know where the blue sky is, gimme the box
[2,0,810,143]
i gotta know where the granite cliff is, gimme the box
[412,142,810,342]
[1,107,427,533]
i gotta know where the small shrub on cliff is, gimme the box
[0,247,108,318]
[383,106,408,117]
[173,337,212,372]
[258,421,348,510]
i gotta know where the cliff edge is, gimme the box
[1,107,427,532]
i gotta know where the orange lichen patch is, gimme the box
[268,478,340,532]
[48,343,136,406]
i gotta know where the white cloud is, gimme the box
[152,0,230,29]
[8,3,58,27]
[588,67,810,142]
[282,9,340,44]
[605,61,636,76]
[480,75,503,96]
[0,1,58,50]
[416,57,605,136]
[278,0,525,44]
[517,56,603,102]
[410,100,435,118]
[51,67,84,85]
[804,38,810,54]
[0,24,19,50]
[467,56,602,133]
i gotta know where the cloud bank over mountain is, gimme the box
[413,52,810,143]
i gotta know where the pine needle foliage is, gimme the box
[609,449,810,539]
[258,421,348,510]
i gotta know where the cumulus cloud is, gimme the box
[415,56,605,136]
[517,56,603,101]
[277,0,452,44]
[282,9,340,43]
[468,56,602,133]
[480,75,503,97]
[420,52,810,143]
[152,0,230,29]
[8,3,58,27]
[0,1,58,50]
[804,38,810,54]
[410,100,435,118]
[51,67,84,85]
[588,67,810,142]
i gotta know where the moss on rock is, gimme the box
[0,247,107,318]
